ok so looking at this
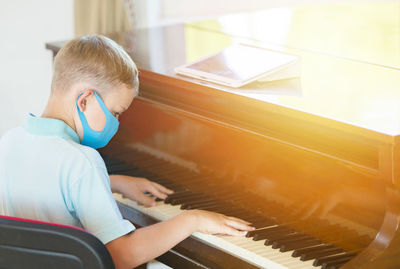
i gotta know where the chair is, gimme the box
[0,215,115,269]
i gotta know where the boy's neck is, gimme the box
[41,95,77,133]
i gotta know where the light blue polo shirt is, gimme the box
[0,114,135,244]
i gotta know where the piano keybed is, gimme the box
[103,151,368,269]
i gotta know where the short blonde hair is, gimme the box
[51,35,139,95]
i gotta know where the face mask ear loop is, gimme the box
[76,92,91,141]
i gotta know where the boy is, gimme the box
[0,35,254,269]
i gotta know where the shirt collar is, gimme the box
[23,113,80,143]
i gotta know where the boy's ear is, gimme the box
[76,90,94,112]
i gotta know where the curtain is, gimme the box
[74,0,133,36]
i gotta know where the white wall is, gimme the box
[0,0,74,135]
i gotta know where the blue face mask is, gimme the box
[76,91,119,149]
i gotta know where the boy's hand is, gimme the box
[110,175,173,207]
[185,209,255,236]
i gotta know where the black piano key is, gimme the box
[165,191,197,203]
[321,256,354,269]
[274,232,308,242]
[254,230,292,242]
[181,197,217,205]
[168,191,209,201]
[170,195,215,205]
[300,247,343,261]
[277,238,322,251]
[264,232,298,245]
[246,226,278,238]
[194,203,237,211]
[323,262,350,269]
[172,189,236,203]
[253,228,288,241]
[314,252,357,266]
[181,199,218,209]
[189,183,233,194]
[291,244,334,256]
[249,225,292,237]
[271,234,311,249]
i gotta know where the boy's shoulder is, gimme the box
[1,125,105,171]
[1,126,24,138]
[0,126,27,149]
[68,141,106,169]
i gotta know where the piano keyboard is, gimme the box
[115,193,316,269]
[103,153,363,269]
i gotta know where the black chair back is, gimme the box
[0,216,115,269]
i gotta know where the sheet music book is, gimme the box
[175,44,300,88]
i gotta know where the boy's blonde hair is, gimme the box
[51,35,139,96]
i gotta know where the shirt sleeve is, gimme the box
[70,165,135,244]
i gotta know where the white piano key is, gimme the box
[114,194,319,268]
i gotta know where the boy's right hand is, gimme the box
[186,209,255,236]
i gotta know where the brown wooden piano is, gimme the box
[46,2,400,268]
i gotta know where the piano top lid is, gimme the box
[46,1,400,139]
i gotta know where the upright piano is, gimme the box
[46,2,400,268]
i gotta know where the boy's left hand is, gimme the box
[110,175,173,207]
